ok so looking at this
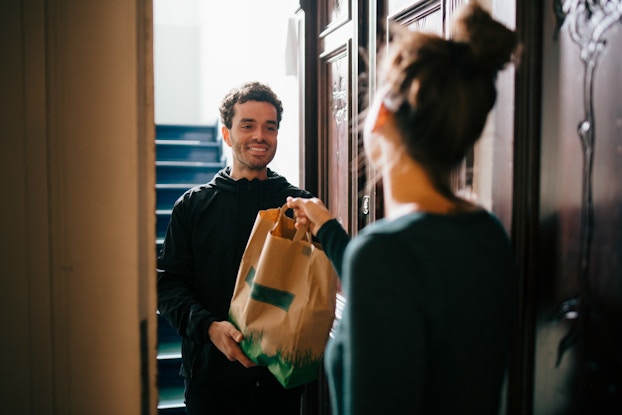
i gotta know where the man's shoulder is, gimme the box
[175,182,222,207]
[284,184,313,198]
[185,183,216,197]
[265,171,313,198]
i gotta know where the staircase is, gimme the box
[156,124,226,414]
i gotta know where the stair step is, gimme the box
[156,210,172,240]
[157,313,181,343]
[158,406,186,415]
[157,313,184,397]
[158,407,186,415]
[156,161,223,185]
[157,355,183,388]
[156,139,222,163]
[158,385,185,412]
[155,124,220,415]
[156,124,217,142]
[155,184,194,210]
[158,340,182,360]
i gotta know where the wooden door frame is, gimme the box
[507,2,542,414]
[298,0,320,197]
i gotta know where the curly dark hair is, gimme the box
[219,81,284,129]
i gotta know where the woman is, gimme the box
[287,2,521,414]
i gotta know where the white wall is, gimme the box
[154,0,301,185]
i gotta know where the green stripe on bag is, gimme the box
[245,267,295,311]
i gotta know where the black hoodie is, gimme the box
[157,167,312,384]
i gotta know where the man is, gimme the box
[157,81,312,414]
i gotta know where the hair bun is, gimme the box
[451,2,520,73]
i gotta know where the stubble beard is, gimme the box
[234,147,275,172]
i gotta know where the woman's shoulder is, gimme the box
[345,217,420,258]
[351,208,508,252]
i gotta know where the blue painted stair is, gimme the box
[156,124,226,414]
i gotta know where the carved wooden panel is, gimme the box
[532,1,622,413]
[388,0,443,35]
[321,0,351,32]
[319,42,352,233]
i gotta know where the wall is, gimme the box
[534,2,622,413]
[0,0,156,413]
[154,0,302,185]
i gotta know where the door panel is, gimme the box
[533,1,622,413]
[316,0,366,234]
[388,0,443,34]
[320,42,353,232]
[299,1,366,413]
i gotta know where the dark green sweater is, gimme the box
[318,210,518,415]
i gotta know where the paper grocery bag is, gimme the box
[228,203,338,388]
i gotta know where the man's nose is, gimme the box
[251,127,265,140]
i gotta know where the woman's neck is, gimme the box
[381,156,459,219]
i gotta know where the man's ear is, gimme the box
[372,102,391,133]
[221,126,232,148]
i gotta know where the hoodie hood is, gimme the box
[208,166,295,197]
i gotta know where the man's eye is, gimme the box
[241,125,252,129]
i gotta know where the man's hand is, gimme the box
[208,321,256,368]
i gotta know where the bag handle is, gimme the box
[278,203,311,242]
[293,223,311,242]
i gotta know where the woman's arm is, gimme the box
[287,196,351,276]
[316,219,350,276]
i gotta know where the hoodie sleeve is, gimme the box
[157,196,216,345]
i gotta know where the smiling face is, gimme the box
[221,100,278,180]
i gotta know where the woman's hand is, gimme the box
[286,196,334,236]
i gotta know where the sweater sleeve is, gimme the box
[316,219,351,277]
